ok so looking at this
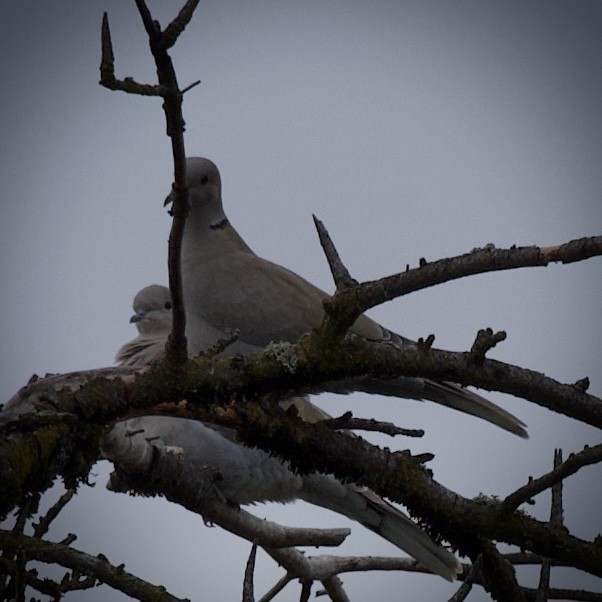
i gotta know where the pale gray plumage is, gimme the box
[175,156,527,438]
[115,286,461,580]
[115,284,329,421]
[103,415,461,581]
[115,285,172,366]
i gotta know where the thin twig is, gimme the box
[33,488,76,538]
[502,443,602,513]
[99,14,169,96]
[321,411,424,438]
[535,449,565,602]
[300,579,312,602]
[101,1,198,364]
[312,215,355,289]
[0,530,187,602]
[257,573,294,602]
[447,555,481,602]
[320,576,350,602]
[550,448,565,525]
[162,0,201,49]
[525,588,602,601]
[243,542,257,602]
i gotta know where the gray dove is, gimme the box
[115,284,330,422]
[115,284,172,367]
[115,286,461,580]
[103,414,461,581]
[172,156,527,438]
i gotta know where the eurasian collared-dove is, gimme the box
[103,414,461,581]
[171,156,527,438]
[115,285,172,367]
[115,284,329,422]
[114,286,461,580]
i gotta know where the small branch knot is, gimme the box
[417,334,435,351]
[469,328,506,365]
[201,330,240,359]
[572,377,590,393]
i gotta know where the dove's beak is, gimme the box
[130,309,147,324]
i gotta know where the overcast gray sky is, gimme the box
[1,1,601,600]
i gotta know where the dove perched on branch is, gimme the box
[169,156,527,438]
[115,284,330,422]
[115,284,172,367]
[114,286,461,580]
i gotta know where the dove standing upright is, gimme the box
[174,156,527,438]
[115,287,462,580]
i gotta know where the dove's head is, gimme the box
[164,157,225,228]
[130,285,172,335]
[177,156,251,259]
[184,157,227,230]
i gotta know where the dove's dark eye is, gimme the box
[164,301,172,310]
[200,175,209,184]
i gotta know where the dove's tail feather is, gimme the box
[300,476,461,582]
[421,380,528,438]
[326,375,528,438]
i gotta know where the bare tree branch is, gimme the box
[243,542,258,602]
[100,14,170,97]
[320,576,350,602]
[502,444,602,513]
[2,2,599,599]
[33,488,76,539]
[525,589,602,601]
[0,530,188,602]
[318,237,602,342]
[100,1,199,364]
[104,439,352,550]
[224,403,602,580]
[469,328,507,365]
[448,555,482,602]
[257,573,293,602]
[134,0,191,364]
[535,449,565,602]
[162,0,201,49]
[3,239,601,431]
[312,215,356,290]
[321,411,425,438]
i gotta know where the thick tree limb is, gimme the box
[2,322,601,520]
[222,404,602,580]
